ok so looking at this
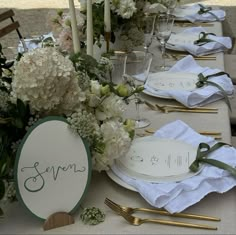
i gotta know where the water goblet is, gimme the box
[167,0,178,15]
[155,13,175,71]
[123,51,153,129]
[140,14,156,53]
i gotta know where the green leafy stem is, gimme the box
[194,32,216,46]
[196,72,232,111]
[198,4,220,21]
[189,142,236,177]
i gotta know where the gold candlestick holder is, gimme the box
[104,31,111,53]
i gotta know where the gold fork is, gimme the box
[143,128,222,140]
[154,103,218,114]
[104,199,218,230]
[118,210,217,230]
[105,198,220,221]
[144,101,218,113]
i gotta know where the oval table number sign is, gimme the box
[14,116,91,220]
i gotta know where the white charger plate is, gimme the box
[144,71,198,99]
[106,136,203,191]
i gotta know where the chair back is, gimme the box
[0,9,27,52]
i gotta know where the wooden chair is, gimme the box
[0,9,27,52]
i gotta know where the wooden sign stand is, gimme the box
[43,212,74,231]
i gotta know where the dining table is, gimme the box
[1,19,236,235]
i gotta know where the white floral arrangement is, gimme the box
[0,46,136,211]
[48,0,173,52]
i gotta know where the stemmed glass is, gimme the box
[140,14,156,53]
[123,51,153,129]
[166,0,177,15]
[155,13,175,71]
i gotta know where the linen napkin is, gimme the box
[111,120,236,213]
[144,55,234,107]
[167,27,232,56]
[173,4,225,22]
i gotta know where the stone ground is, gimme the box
[0,0,236,57]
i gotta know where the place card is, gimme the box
[116,136,201,183]
[147,72,198,92]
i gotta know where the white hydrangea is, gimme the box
[95,93,125,121]
[92,120,132,171]
[11,47,84,114]
[115,0,137,19]
[90,80,101,97]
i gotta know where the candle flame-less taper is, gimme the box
[86,0,93,56]
[68,0,80,53]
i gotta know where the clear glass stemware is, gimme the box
[167,0,178,15]
[123,51,153,129]
[155,13,175,71]
[140,14,156,53]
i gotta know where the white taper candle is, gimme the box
[104,0,111,32]
[68,0,80,53]
[86,0,93,56]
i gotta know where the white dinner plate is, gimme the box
[144,72,198,99]
[115,136,201,183]
[106,169,137,192]
[166,33,200,52]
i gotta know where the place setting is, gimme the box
[166,26,232,56]
[172,3,226,23]
[106,119,236,217]
[144,55,234,108]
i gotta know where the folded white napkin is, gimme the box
[111,120,236,213]
[144,56,234,107]
[173,4,225,22]
[167,27,232,56]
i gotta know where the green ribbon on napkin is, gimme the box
[194,32,216,46]
[189,142,236,177]
[198,4,220,21]
[196,72,232,111]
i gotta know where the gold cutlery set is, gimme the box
[175,22,214,27]
[144,101,218,114]
[105,198,220,230]
[168,54,216,61]
[138,128,222,140]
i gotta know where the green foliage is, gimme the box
[0,179,5,200]
[0,44,31,189]
[70,52,107,82]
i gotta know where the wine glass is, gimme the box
[167,0,177,15]
[140,14,156,53]
[155,13,175,71]
[123,51,153,129]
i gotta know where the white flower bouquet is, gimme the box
[0,45,136,211]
